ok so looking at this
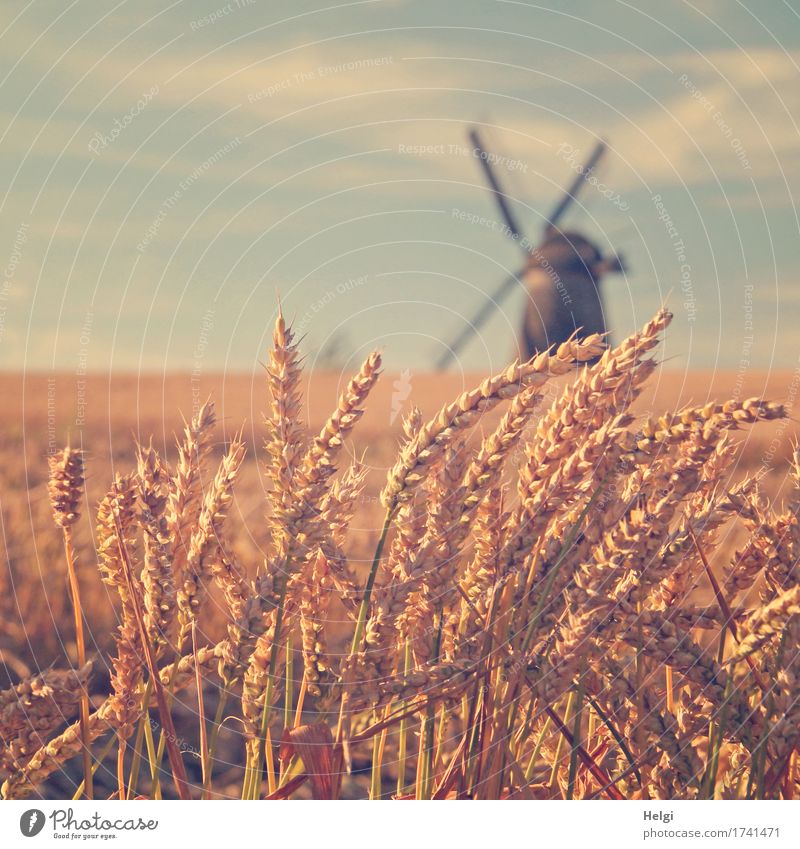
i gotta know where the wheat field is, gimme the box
[1,307,799,800]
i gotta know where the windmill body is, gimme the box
[519,229,624,360]
[435,129,625,370]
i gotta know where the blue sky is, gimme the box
[1,0,799,374]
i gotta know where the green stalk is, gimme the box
[370,715,382,800]
[202,682,231,800]
[434,702,447,770]
[524,715,552,782]
[751,632,786,798]
[278,634,294,787]
[420,612,444,799]
[246,576,289,800]
[513,692,537,754]
[586,693,642,789]
[127,719,147,800]
[704,675,733,800]
[72,734,116,800]
[566,676,585,799]
[149,633,187,798]
[420,711,435,798]
[241,744,257,801]
[61,527,93,800]
[464,585,503,796]
[331,508,395,798]
[464,692,485,796]
[283,634,294,732]
[549,690,575,792]
[702,622,738,799]
[192,622,211,796]
[148,670,180,799]
[126,679,154,799]
[506,481,607,736]
[350,509,394,654]
[415,714,427,799]
[395,640,411,797]
[143,707,161,798]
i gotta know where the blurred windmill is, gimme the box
[436,128,625,370]
[316,330,351,369]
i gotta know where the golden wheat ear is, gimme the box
[166,399,216,568]
[11,305,800,801]
[48,446,94,799]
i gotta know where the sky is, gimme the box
[1,0,799,376]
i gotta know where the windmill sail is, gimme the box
[436,131,608,370]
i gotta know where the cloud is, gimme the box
[6,8,799,202]
[599,48,800,191]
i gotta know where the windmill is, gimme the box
[435,128,625,370]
